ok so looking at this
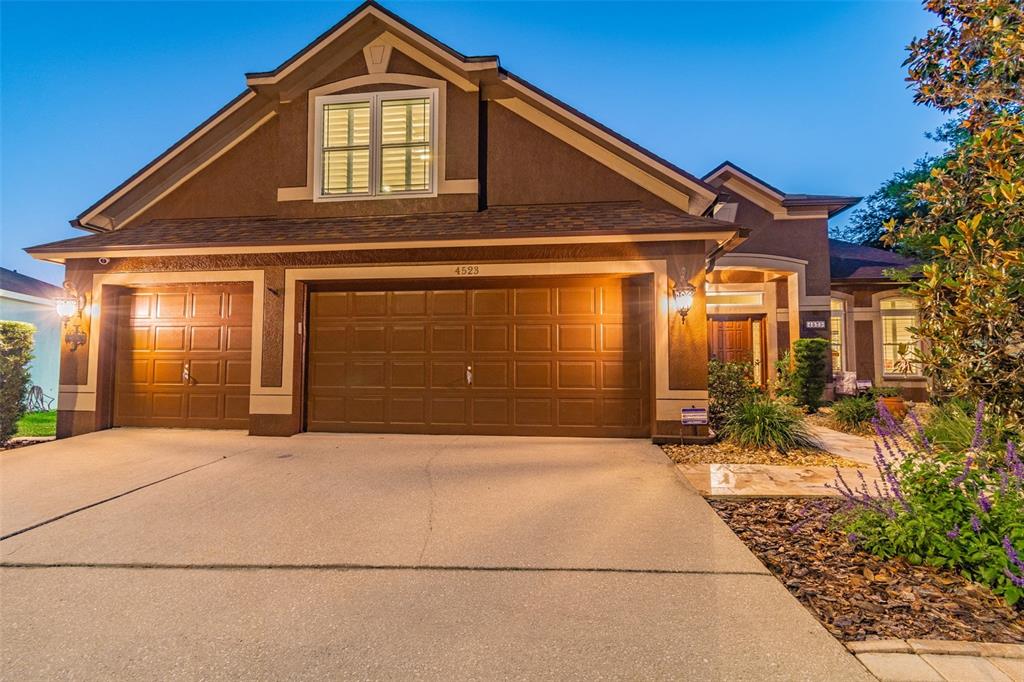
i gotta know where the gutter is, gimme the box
[705,228,750,273]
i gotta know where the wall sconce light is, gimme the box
[54,281,87,352]
[672,268,697,320]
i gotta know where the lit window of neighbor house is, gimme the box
[880,297,921,375]
[830,298,845,373]
[315,89,436,198]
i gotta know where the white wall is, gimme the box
[0,296,60,407]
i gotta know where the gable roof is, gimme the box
[33,203,743,261]
[828,239,918,280]
[71,1,719,233]
[704,161,860,219]
[0,267,63,299]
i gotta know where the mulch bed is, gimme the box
[662,441,858,468]
[711,498,1024,643]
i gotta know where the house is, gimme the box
[0,267,63,407]
[26,1,923,442]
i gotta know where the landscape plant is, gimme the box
[925,399,1019,464]
[721,399,820,453]
[883,0,1024,419]
[791,338,830,413]
[831,395,878,431]
[773,351,796,399]
[0,321,35,446]
[707,359,762,431]
[829,402,1024,605]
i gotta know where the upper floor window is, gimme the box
[314,89,436,199]
[880,297,921,375]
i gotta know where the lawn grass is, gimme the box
[15,410,57,438]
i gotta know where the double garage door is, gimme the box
[112,277,652,437]
[307,277,652,437]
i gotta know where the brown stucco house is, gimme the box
[28,1,923,442]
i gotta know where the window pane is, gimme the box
[323,102,370,148]
[881,297,916,310]
[706,291,763,306]
[882,314,920,374]
[380,98,430,145]
[830,298,845,311]
[380,144,431,193]
[323,148,370,195]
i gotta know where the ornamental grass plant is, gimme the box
[722,399,820,454]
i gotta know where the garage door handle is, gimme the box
[466,364,473,386]
[182,362,191,385]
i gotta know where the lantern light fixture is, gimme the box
[54,282,88,352]
[672,268,697,320]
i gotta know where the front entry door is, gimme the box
[708,316,766,385]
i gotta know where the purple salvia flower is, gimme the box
[847,533,859,544]
[1003,536,1023,570]
[946,526,960,540]
[907,409,931,452]
[970,514,982,533]
[1006,441,1023,480]
[1005,569,1024,588]
[970,401,986,451]
[1000,471,1009,495]
[977,492,992,514]
[951,456,974,489]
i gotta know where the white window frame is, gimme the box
[879,296,923,378]
[830,297,845,375]
[313,88,438,201]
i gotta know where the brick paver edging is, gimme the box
[847,639,1023,681]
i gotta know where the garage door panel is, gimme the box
[115,284,252,429]
[307,278,650,436]
[190,326,222,351]
[352,326,387,352]
[152,360,185,385]
[514,325,552,352]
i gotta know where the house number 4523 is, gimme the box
[454,266,480,275]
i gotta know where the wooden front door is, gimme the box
[709,316,766,385]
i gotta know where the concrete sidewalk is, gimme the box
[1,429,870,680]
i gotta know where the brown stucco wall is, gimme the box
[486,102,674,208]
[727,197,831,298]
[855,320,875,380]
[58,239,709,440]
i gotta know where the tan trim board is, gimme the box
[656,398,708,422]
[719,177,828,221]
[32,231,738,262]
[501,79,717,210]
[245,7,495,86]
[80,91,259,227]
[279,260,678,414]
[59,270,268,412]
[0,290,57,307]
[495,97,691,213]
[119,112,278,229]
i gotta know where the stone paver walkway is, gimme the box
[848,639,1023,681]
[811,425,879,467]
[676,462,881,497]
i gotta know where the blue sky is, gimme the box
[1,1,947,283]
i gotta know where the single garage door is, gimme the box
[306,277,651,437]
[113,283,252,428]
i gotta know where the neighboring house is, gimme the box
[0,267,63,407]
[26,1,921,441]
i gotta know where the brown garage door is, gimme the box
[306,277,651,437]
[113,283,252,429]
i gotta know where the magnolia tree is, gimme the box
[885,0,1024,419]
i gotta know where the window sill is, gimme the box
[882,374,926,381]
[313,190,438,203]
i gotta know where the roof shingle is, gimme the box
[31,202,739,254]
[829,239,918,280]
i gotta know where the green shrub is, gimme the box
[832,396,878,430]
[773,351,796,398]
[708,359,762,431]
[722,399,821,453]
[925,400,1018,461]
[792,338,830,412]
[832,402,1024,605]
[0,321,35,445]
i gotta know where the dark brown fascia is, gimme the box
[704,161,860,218]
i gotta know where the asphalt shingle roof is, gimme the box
[829,239,918,280]
[0,267,63,299]
[31,202,739,254]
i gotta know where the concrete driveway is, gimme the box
[0,430,869,680]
